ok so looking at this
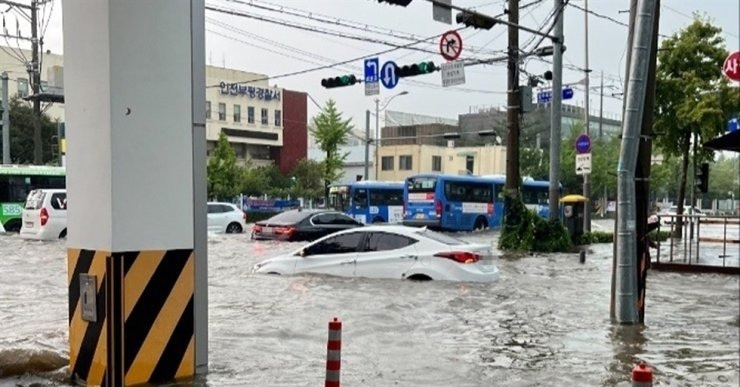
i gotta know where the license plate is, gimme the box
[415,213,425,220]
[263,227,274,233]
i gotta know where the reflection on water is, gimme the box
[0,230,738,386]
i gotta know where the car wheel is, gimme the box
[474,216,488,231]
[59,229,67,239]
[372,217,384,224]
[407,274,432,281]
[226,222,243,234]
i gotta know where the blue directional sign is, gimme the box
[728,117,738,132]
[575,133,591,154]
[381,60,399,89]
[364,57,379,83]
[537,87,575,104]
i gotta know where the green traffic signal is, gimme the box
[397,61,436,78]
[321,74,358,89]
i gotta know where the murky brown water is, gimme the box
[1,228,738,386]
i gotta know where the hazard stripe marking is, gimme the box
[175,336,195,378]
[68,249,94,324]
[123,251,162,319]
[149,296,194,382]
[125,254,193,385]
[123,249,191,374]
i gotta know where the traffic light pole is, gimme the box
[365,110,370,181]
[582,0,591,232]
[2,72,9,164]
[548,0,564,220]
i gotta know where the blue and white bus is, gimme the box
[485,176,557,227]
[329,181,404,224]
[402,174,497,231]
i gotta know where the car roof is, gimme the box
[31,188,65,193]
[208,202,236,205]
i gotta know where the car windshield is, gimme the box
[415,228,464,245]
[267,210,310,223]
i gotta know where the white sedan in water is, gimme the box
[252,225,499,282]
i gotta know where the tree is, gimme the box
[290,158,324,201]
[310,99,352,201]
[207,132,240,200]
[654,18,740,237]
[520,148,548,180]
[4,97,60,164]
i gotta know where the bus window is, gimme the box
[407,177,436,192]
[353,189,368,208]
[444,181,492,202]
[369,189,403,206]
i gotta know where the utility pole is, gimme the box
[2,72,9,164]
[505,0,520,199]
[548,0,564,220]
[30,0,42,165]
[615,0,656,325]
[582,0,591,232]
[364,110,370,181]
[598,70,604,138]
[375,98,380,180]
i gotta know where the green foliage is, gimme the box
[573,231,614,245]
[207,133,241,200]
[520,148,548,180]
[5,98,60,164]
[244,211,282,223]
[654,19,740,219]
[290,158,324,201]
[499,197,572,252]
[707,155,740,202]
[310,99,352,194]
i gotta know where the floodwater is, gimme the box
[0,226,738,386]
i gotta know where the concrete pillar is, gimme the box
[62,1,207,386]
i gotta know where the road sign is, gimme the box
[441,61,465,87]
[536,87,574,103]
[439,30,463,61]
[575,133,591,154]
[380,61,399,89]
[576,153,592,175]
[722,51,740,81]
[364,57,380,96]
[432,0,452,24]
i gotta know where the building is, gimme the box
[0,47,65,121]
[206,66,307,174]
[308,144,374,184]
[377,143,506,181]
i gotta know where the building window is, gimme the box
[466,155,475,174]
[261,108,268,125]
[233,104,241,123]
[247,106,255,124]
[205,101,211,119]
[381,156,394,171]
[432,155,442,172]
[274,109,282,126]
[399,155,413,170]
[17,78,28,98]
[218,103,226,121]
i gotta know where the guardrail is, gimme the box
[655,214,740,272]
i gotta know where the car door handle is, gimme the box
[340,260,354,265]
[401,254,417,260]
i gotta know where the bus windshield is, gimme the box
[407,177,436,193]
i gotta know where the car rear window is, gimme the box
[268,210,310,223]
[25,191,45,210]
[50,193,67,210]
[415,228,464,245]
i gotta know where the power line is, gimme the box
[205,5,477,59]
[568,2,670,38]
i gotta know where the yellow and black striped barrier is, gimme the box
[68,249,194,386]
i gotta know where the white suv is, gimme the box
[20,189,68,240]
[207,202,246,234]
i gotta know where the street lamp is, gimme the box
[374,91,409,180]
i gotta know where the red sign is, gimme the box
[439,30,463,61]
[723,51,740,81]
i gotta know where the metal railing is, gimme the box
[655,214,740,268]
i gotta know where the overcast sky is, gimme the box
[13,0,740,133]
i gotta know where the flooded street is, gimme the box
[1,228,738,386]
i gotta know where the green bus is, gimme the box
[0,165,65,232]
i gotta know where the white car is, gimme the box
[660,205,703,225]
[20,189,68,240]
[252,225,500,282]
[207,202,246,234]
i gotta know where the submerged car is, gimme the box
[207,202,247,234]
[252,225,499,282]
[20,189,67,240]
[251,209,363,242]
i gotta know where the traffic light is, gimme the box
[696,162,709,193]
[397,61,436,78]
[456,10,496,30]
[377,0,412,6]
[320,75,358,89]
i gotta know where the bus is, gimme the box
[485,176,558,228]
[328,181,404,224]
[0,165,65,231]
[403,174,497,231]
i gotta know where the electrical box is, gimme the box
[520,85,534,113]
[80,274,98,322]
